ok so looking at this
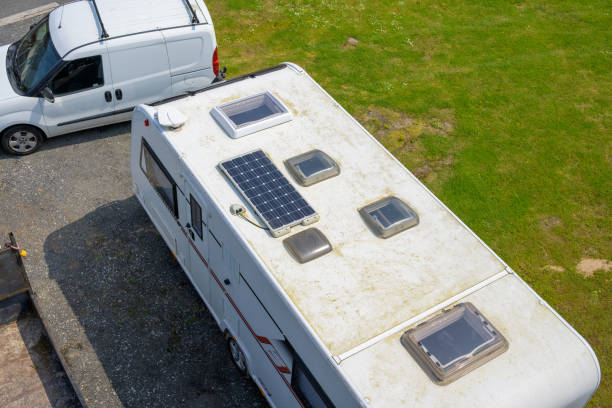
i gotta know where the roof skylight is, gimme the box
[211,91,292,138]
[284,149,340,186]
[359,196,418,238]
[400,303,508,385]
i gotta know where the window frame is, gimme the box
[190,194,204,239]
[48,55,104,97]
[140,138,179,218]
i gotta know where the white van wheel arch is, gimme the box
[1,125,45,155]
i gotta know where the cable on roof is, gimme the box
[230,204,268,231]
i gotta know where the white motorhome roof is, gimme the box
[49,0,209,57]
[145,64,508,356]
[141,64,599,406]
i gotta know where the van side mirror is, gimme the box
[41,87,55,103]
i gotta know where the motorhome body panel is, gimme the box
[130,64,599,407]
[131,108,362,407]
[134,66,507,357]
[340,274,599,408]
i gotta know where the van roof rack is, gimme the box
[183,0,200,24]
[91,0,109,38]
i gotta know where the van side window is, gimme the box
[190,195,203,239]
[50,56,104,95]
[140,139,178,217]
[292,355,334,408]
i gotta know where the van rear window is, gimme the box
[140,139,178,217]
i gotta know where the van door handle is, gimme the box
[115,89,123,100]
[104,91,112,102]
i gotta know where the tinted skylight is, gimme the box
[359,196,418,238]
[284,149,340,187]
[400,303,508,385]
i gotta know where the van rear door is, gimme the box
[163,27,216,94]
[107,32,172,115]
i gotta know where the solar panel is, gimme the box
[219,150,319,237]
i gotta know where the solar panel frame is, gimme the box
[219,149,319,237]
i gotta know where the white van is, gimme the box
[130,63,600,407]
[0,0,220,155]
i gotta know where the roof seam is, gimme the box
[336,268,510,362]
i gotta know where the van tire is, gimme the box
[227,337,248,376]
[1,125,44,155]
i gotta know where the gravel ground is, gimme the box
[0,13,264,408]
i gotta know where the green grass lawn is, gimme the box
[207,0,611,405]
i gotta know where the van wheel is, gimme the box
[1,125,43,155]
[227,337,248,375]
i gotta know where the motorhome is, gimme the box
[0,0,220,155]
[130,63,600,407]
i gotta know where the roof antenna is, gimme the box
[57,5,65,29]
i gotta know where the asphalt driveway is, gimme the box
[0,3,264,407]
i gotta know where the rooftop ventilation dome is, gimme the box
[283,228,332,263]
[284,149,340,187]
[359,196,419,238]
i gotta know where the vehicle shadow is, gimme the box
[0,122,131,161]
[43,197,263,408]
[16,305,83,408]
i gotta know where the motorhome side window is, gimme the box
[140,139,178,217]
[50,56,104,95]
[190,195,203,239]
[292,356,334,408]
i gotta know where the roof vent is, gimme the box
[359,196,418,238]
[284,149,340,186]
[400,303,508,385]
[156,107,187,129]
[283,228,332,263]
[211,91,292,138]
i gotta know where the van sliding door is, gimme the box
[107,32,172,115]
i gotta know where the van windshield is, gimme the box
[13,18,61,93]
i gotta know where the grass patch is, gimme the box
[207,0,611,404]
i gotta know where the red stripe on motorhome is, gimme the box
[178,224,302,406]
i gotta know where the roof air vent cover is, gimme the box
[400,303,508,385]
[359,196,419,238]
[284,149,340,186]
[211,91,292,138]
[283,228,332,263]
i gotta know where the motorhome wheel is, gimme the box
[228,337,248,375]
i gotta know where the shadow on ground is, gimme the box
[43,197,263,408]
[17,306,82,408]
